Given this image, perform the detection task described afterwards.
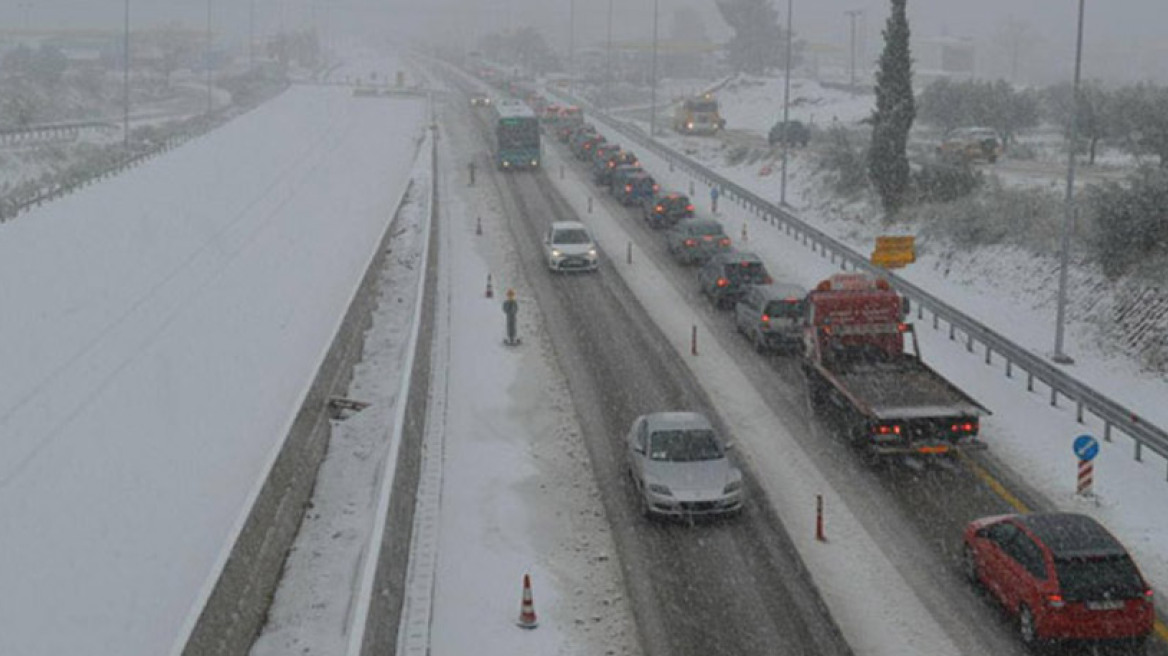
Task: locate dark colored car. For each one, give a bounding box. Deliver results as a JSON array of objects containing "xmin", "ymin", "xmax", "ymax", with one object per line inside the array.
[
  {"xmin": 573, "ymin": 133, "xmax": 607, "ymax": 161},
  {"xmin": 963, "ymin": 512, "xmax": 1154, "ymax": 651},
  {"xmin": 642, "ymin": 192, "xmax": 694, "ymax": 228},
  {"xmin": 608, "ymin": 163, "xmax": 645, "ymax": 193},
  {"xmin": 734, "ymin": 283, "xmax": 807, "ymax": 353},
  {"xmin": 591, "ymin": 142, "xmax": 622, "ymax": 168},
  {"xmin": 559, "ymin": 121, "xmax": 591, "ymax": 144},
  {"xmin": 697, "ymin": 251, "xmax": 772, "ymax": 309},
  {"xmin": 613, "ymin": 172, "xmax": 659, "ymax": 206},
  {"xmin": 593, "ymin": 150, "xmax": 639, "ymax": 186},
  {"xmin": 665, "ymin": 218, "xmax": 732, "ymax": 265},
  {"xmin": 768, "ymin": 120, "xmax": 810, "ymax": 147}
]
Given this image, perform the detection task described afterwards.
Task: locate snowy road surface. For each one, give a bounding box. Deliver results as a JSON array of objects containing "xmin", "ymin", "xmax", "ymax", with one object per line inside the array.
[{"xmin": 0, "ymin": 84, "xmax": 425, "ymax": 655}]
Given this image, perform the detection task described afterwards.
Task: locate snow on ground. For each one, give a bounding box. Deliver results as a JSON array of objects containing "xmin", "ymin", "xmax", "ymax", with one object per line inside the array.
[
  {"xmin": 0, "ymin": 82, "xmax": 425, "ymax": 654},
  {"xmin": 715, "ymin": 74, "xmax": 875, "ymax": 135},
  {"xmin": 415, "ymin": 79, "xmax": 639, "ymax": 656},
  {"xmin": 250, "ymin": 140, "xmax": 432, "ymax": 656},
  {"xmin": 254, "ymin": 57, "xmax": 640, "ymax": 656},
  {"xmin": 583, "ymin": 99, "xmax": 1168, "ymax": 620}
]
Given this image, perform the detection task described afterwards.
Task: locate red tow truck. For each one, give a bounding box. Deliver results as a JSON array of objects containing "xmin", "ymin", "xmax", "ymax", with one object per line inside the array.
[{"xmin": 801, "ymin": 273, "xmax": 988, "ymax": 458}]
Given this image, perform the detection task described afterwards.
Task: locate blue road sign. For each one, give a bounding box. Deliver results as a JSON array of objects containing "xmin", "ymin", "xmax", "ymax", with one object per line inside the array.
[{"xmin": 1073, "ymin": 434, "xmax": 1099, "ymax": 462}]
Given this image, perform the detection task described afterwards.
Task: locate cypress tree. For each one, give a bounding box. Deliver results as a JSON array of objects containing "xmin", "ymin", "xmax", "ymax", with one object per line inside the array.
[{"xmin": 869, "ymin": 0, "xmax": 915, "ymax": 214}]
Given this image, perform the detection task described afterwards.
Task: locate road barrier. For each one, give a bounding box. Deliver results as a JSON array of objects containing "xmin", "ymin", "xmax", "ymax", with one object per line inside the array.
[{"xmin": 557, "ymin": 91, "xmax": 1168, "ymax": 478}]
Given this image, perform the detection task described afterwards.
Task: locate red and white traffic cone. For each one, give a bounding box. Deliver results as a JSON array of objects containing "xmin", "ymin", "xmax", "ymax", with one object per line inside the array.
[
  {"xmin": 485, "ymin": 274, "xmax": 494, "ymax": 299},
  {"xmin": 516, "ymin": 573, "xmax": 539, "ymax": 629}
]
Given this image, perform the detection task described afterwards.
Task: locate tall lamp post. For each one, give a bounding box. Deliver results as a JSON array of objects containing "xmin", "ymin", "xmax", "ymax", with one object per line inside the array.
[
  {"xmin": 649, "ymin": 0, "xmax": 659, "ymax": 138},
  {"xmin": 779, "ymin": 0, "xmax": 794, "ymax": 205},
  {"xmin": 1053, "ymin": 0, "xmax": 1086, "ymax": 365},
  {"xmin": 568, "ymin": 0, "xmax": 575, "ymax": 96},
  {"xmin": 123, "ymin": 0, "xmax": 130, "ymax": 148},
  {"xmin": 845, "ymin": 9, "xmax": 862, "ymax": 93},
  {"xmin": 604, "ymin": 0, "xmax": 613, "ymax": 110},
  {"xmin": 205, "ymin": 0, "xmax": 213, "ymax": 114}
]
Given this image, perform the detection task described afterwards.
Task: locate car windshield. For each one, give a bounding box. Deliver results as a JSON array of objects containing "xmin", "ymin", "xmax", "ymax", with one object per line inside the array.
[
  {"xmin": 553, "ymin": 229, "xmax": 591, "ymax": 245},
  {"xmin": 727, "ymin": 262, "xmax": 767, "ymax": 284},
  {"xmin": 1054, "ymin": 555, "xmax": 1145, "ymax": 601},
  {"xmin": 765, "ymin": 299, "xmax": 805, "ymax": 318},
  {"xmin": 649, "ymin": 429, "xmax": 723, "ymax": 462}
]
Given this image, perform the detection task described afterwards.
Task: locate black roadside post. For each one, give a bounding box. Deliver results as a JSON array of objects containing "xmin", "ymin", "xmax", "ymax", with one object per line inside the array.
[
  {"xmin": 503, "ymin": 288, "xmax": 520, "ymax": 346},
  {"xmin": 468, "ymin": 160, "xmax": 476, "ymax": 186}
]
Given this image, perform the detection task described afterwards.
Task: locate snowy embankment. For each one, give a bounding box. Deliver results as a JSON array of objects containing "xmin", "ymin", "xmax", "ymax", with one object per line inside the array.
[{"xmin": 0, "ymin": 85, "xmax": 426, "ymax": 655}]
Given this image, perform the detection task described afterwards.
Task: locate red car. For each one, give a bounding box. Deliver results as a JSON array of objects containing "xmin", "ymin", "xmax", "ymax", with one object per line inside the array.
[{"xmin": 963, "ymin": 513, "xmax": 1154, "ymax": 652}]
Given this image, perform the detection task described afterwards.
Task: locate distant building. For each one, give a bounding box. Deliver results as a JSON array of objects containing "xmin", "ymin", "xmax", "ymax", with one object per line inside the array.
[{"xmin": 914, "ymin": 36, "xmax": 976, "ymax": 85}]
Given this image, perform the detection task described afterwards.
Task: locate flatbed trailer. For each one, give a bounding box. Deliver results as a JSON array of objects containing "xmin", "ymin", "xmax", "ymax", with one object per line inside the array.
[{"xmin": 802, "ymin": 274, "xmax": 989, "ymax": 457}]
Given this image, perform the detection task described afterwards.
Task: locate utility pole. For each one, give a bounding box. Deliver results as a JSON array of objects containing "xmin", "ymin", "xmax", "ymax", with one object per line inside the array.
[
  {"xmin": 123, "ymin": 0, "xmax": 130, "ymax": 148},
  {"xmin": 780, "ymin": 0, "xmax": 794, "ymax": 205},
  {"xmin": 605, "ymin": 0, "xmax": 614, "ymax": 110},
  {"xmin": 649, "ymin": 0, "xmax": 659, "ymax": 138},
  {"xmin": 1053, "ymin": 0, "xmax": 1086, "ymax": 365},
  {"xmin": 845, "ymin": 9, "xmax": 862, "ymax": 93},
  {"xmin": 568, "ymin": 0, "xmax": 575, "ymax": 96},
  {"xmin": 249, "ymin": 0, "xmax": 255, "ymax": 69},
  {"xmin": 205, "ymin": 0, "xmax": 213, "ymax": 114}
]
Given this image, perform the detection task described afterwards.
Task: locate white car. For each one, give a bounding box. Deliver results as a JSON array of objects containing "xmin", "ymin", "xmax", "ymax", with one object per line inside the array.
[
  {"xmin": 543, "ymin": 221, "xmax": 599, "ymax": 272},
  {"xmin": 626, "ymin": 412, "xmax": 743, "ymax": 519}
]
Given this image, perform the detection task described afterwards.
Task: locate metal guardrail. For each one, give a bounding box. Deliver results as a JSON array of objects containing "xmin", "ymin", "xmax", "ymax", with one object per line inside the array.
[{"xmin": 558, "ymin": 91, "xmax": 1168, "ymax": 476}]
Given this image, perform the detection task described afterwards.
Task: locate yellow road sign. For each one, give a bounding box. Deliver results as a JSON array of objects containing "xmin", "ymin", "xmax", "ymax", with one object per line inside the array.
[{"xmin": 871, "ymin": 235, "xmax": 916, "ymax": 269}]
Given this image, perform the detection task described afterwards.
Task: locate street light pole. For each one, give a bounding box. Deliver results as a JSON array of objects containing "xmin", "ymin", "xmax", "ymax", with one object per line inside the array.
[
  {"xmin": 845, "ymin": 9, "xmax": 861, "ymax": 93},
  {"xmin": 649, "ymin": 0, "xmax": 659, "ymax": 138},
  {"xmin": 1053, "ymin": 0, "xmax": 1086, "ymax": 365},
  {"xmin": 123, "ymin": 0, "xmax": 130, "ymax": 148},
  {"xmin": 248, "ymin": 0, "xmax": 255, "ymax": 69},
  {"xmin": 205, "ymin": 0, "xmax": 213, "ymax": 114},
  {"xmin": 605, "ymin": 0, "xmax": 613, "ymax": 110},
  {"xmin": 568, "ymin": 0, "xmax": 575, "ymax": 96},
  {"xmin": 779, "ymin": 0, "xmax": 794, "ymax": 205}
]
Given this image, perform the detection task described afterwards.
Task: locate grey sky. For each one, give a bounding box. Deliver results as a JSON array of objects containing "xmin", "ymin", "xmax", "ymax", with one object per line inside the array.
[{"xmin": 3, "ymin": 1, "xmax": 1164, "ymax": 82}]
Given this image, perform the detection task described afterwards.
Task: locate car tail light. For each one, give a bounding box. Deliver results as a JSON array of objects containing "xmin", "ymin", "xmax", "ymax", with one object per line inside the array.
[
  {"xmin": 875, "ymin": 424, "xmax": 902, "ymax": 435},
  {"xmin": 719, "ymin": 237, "xmax": 731, "ymax": 246},
  {"xmin": 609, "ymin": 161, "xmax": 615, "ymax": 168},
  {"xmin": 761, "ymin": 314, "xmax": 770, "ymax": 323},
  {"xmin": 625, "ymin": 184, "xmax": 633, "ymax": 192},
  {"xmin": 897, "ymin": 322, "xmax": 909, "ymax": 332},
  {"xmin": 686, "ymin": 204, "xmax": 695, "ymax": 211},
  {"xmin": 653, "ymin": 184, "xmax": 660, "ymax": 191},
  {"xmin": 1145, "ymin": 588, "xmax": 1154, "ymax": 602},
  {"xmin": 684, "ymin": 238, "xmax": 697, "ymax": 247},
  {"xmin": 655, "ymin": 205, "xmax": 664, "ymax": 212},
  {"xmin": 950, "ymin": 422, "xmax": 977, "ymax": 433},
  {"xmin": 1046, "ymin": 594, "xmax": 1066, "ymax": 609},
  {"xmin": 716, "ymin": 277, "xmax": 729, "ymax": 288}
]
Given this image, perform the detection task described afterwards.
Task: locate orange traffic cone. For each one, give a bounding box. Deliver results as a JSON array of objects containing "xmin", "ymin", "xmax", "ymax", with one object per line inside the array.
[
  {"xmin": 486, "ymin": 274, "xmax": 494, "ymax": 298},
  {"xmin": 516, "ymin": 573, "xmax": 539, "ymax": 629}
]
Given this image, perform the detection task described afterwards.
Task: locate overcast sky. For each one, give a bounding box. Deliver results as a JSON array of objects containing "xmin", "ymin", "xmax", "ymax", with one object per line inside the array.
[{"xmin": 3, "ymin": 1, "xmax": 1164, "ymax": 82}]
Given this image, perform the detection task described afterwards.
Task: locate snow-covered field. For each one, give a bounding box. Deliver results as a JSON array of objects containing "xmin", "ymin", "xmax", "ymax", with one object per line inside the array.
[{"xmin": 0, "ymin": 81, "xmax": 425, "ymax": 654}]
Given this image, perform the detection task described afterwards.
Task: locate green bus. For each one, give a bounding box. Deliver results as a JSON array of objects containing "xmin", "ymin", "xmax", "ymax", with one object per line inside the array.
[{"xmin": 492, "ymin": 100, "xmax": 541, "ymax": 170}]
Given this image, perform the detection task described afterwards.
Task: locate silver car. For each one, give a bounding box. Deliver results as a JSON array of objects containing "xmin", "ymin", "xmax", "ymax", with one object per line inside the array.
[
  {"xmin": 544, "ymin": 221, "xmax": 599, "ymax": 272},
  {"xmin": 626, "ymin": 412, "xmax": 744, "ymax": 519}
]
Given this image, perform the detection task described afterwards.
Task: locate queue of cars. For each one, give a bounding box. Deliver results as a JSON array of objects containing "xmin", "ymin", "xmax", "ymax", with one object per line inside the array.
[{"xmin": 537, "ymin": 101, "xmax": 1156, "ymax": 655}]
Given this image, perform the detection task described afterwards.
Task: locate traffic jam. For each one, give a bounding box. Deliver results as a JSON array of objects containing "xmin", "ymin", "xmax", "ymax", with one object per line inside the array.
[{"xmin": 469, "ymin": 70, "xmax": 1158, "ymax": 654}]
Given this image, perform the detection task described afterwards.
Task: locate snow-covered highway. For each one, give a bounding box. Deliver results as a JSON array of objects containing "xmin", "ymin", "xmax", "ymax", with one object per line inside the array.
[{"xmin": 0, "ymin": 83, "xmax": 426, "ymax": 655}]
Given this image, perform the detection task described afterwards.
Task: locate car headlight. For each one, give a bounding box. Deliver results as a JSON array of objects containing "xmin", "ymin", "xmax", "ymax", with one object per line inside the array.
[
  {"xmin": 588, "ymin": 248, "xmax": 598, "ymax": 257},
  {"xmin": 723, "ymin": 480, "xmax": 742, "ymax": 494},
  {"xmin": 550, "ymin": 248, "xmax": 562, "ymax": 257},
  {"xmin": 647, "ymin": 483, "xmax": 672, "ymax": 496}
]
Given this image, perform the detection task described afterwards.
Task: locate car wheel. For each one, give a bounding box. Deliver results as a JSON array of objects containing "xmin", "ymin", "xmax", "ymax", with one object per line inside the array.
[
  {"xmin": 962, "ymin": 544, "xmax": 980, "ymax": 586},
  {"xmin": 1018, "ymin": 604, "xmax": 1037, "ymax": 649}
]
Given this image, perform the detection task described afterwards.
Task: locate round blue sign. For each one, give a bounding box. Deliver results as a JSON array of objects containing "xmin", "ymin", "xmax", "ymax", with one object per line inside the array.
[{"xmin": 1073, "ymin": 434, "xmax": 1099, "ymax": 462}]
